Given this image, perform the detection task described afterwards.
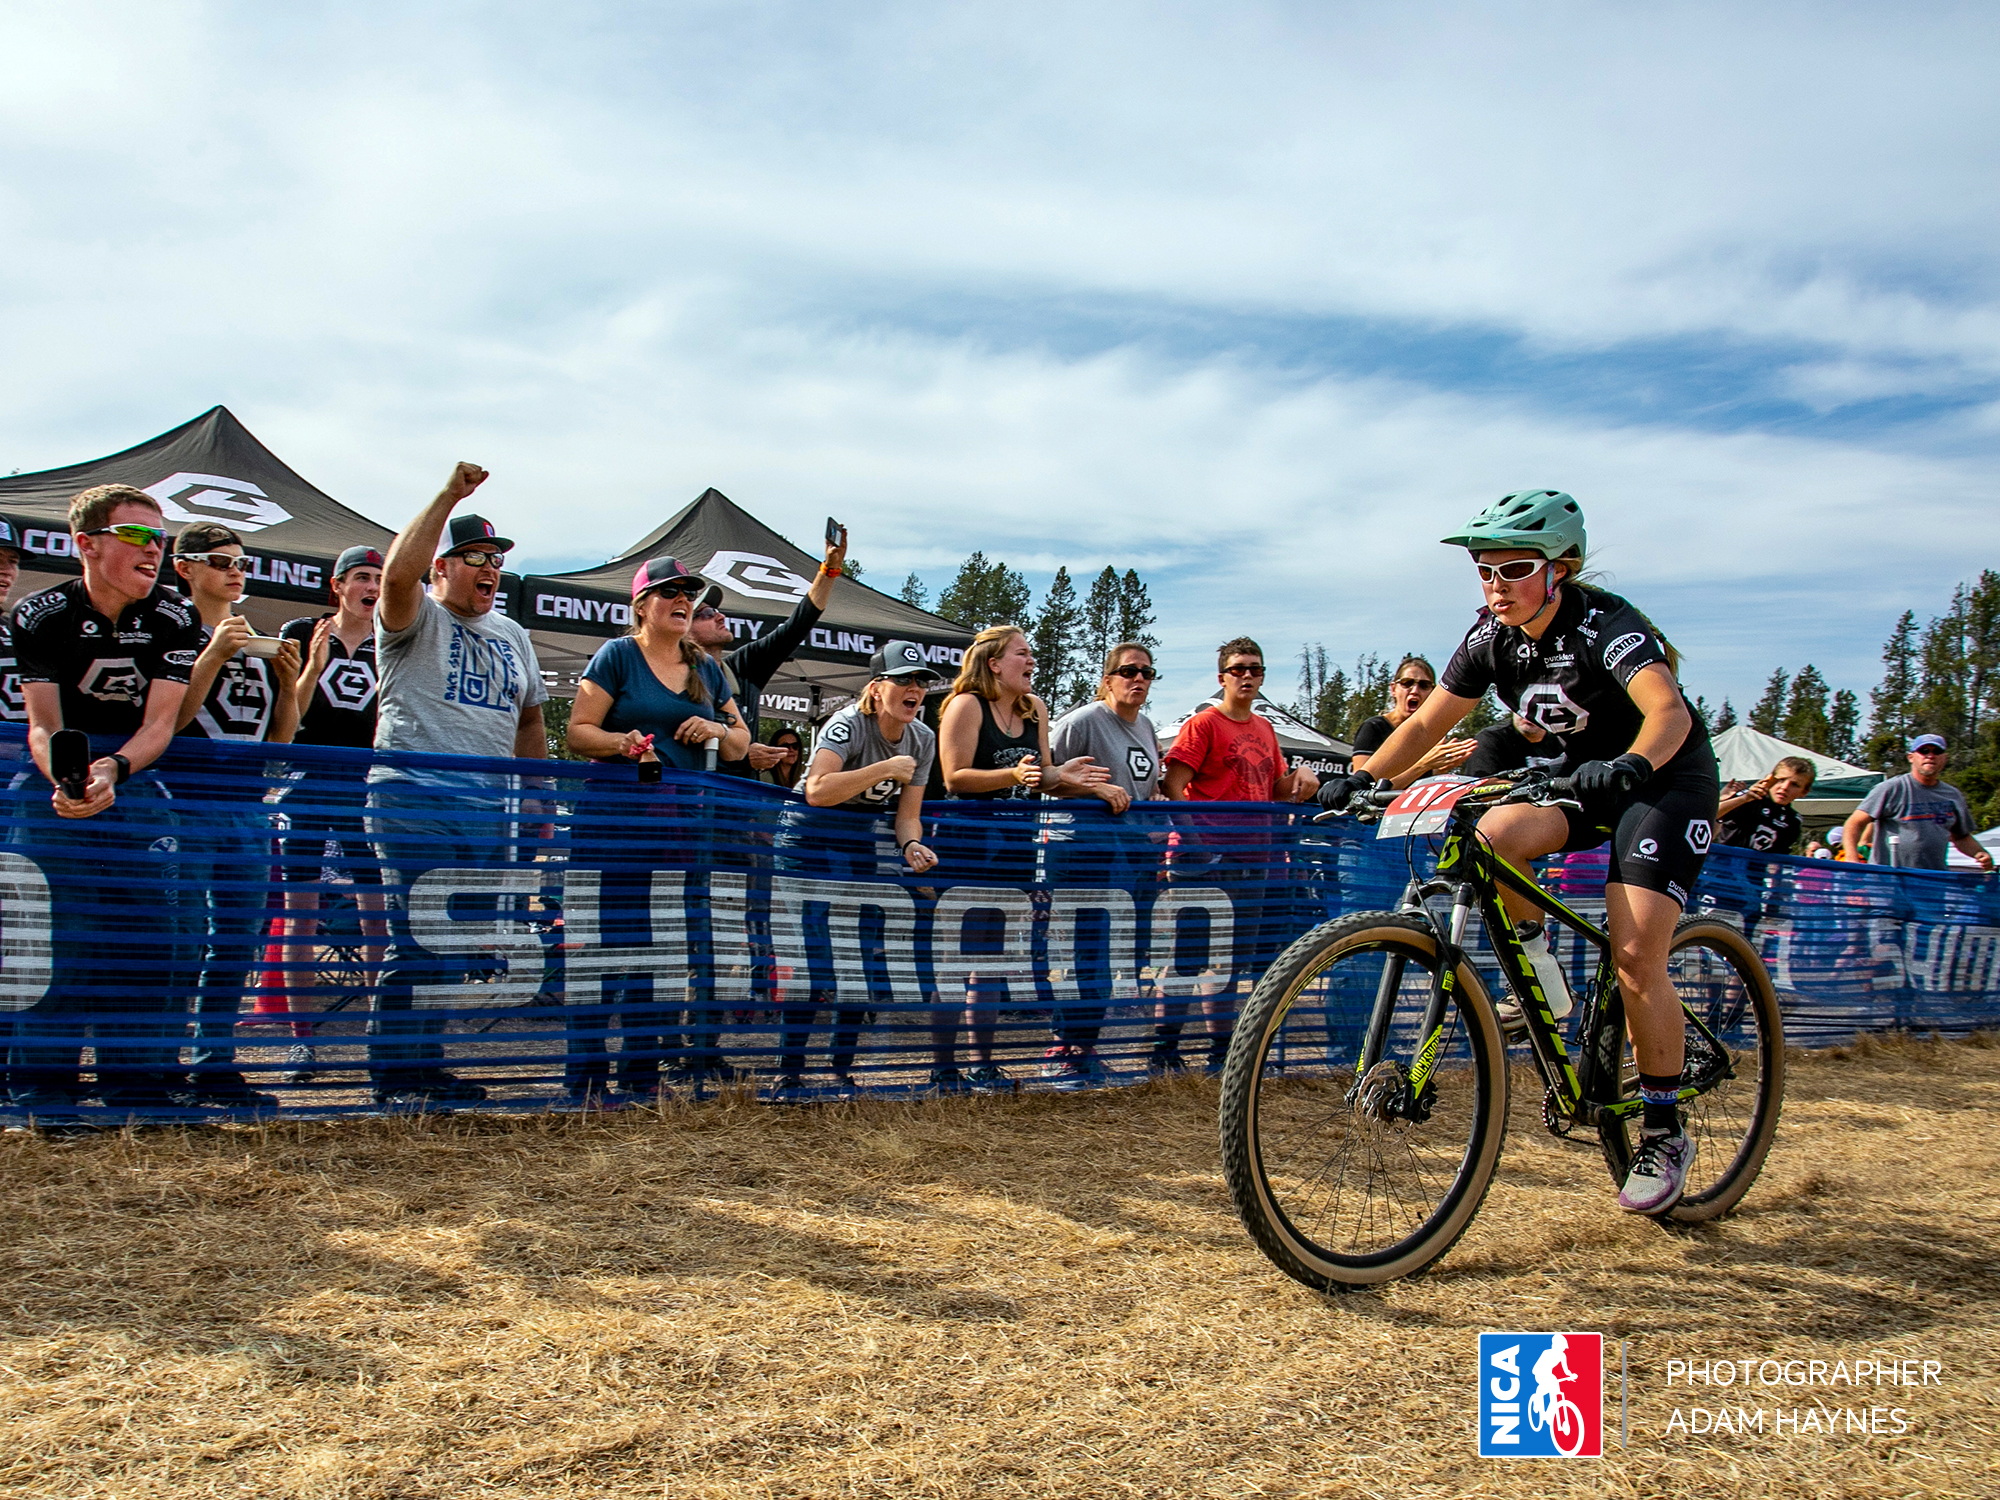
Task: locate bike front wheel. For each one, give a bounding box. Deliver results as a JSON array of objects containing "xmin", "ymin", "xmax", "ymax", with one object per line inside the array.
[
  {"xmin": 1599, "ymin": 915, "xmax": 1785, "ymax": 1223},
  {"xmin": 1217, "ymin": 911, "xmax": 1510, "ymax": 1289}
]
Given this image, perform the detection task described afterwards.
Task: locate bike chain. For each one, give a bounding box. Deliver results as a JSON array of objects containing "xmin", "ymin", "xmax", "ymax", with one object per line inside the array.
[{"xmin": 1542, "ymin": 1084, "xmax": 1576, "ymax": 1138}]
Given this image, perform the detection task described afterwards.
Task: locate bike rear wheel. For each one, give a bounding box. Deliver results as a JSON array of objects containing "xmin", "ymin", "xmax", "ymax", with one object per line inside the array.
[
  {"xmin": 1599, "ymin": 916, "xmax": 1784, "ymax": 1223},
  {"xmin": 1218, "ymin": 911, "xmax": 1510, "ymax": 1289}
]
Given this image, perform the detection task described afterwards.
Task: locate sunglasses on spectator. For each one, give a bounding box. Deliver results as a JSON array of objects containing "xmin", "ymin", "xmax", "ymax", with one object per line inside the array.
[
  {"xmin": 1394, "ymin": 677, "xmax": 1434, "ymax": 690},
  {"xmin": 1911, "ymin": 747, "xmax": 1948, "ymax": 756},
  {"xmin": 1474, "ymin": 557, "xmax": 1548, "ymax": 584},
  {"xmin": 183, "ymin": 552, "xmax": 254, "ymax": 572},
  {"xmin": 693, "ymin": 604, "xmax": 725, "ymax": 621},
  {"xmin": 644, "ymin": 581, "xmax": 706, "ymax": 600},
  {"xmin": 1109, "ymin": 664, "xmax": 1160, "ymax": 680},
  {"xmin": 84, "ymin": 523, "xmax": 168, "ymax": 548},
  {"xmin": 446, "ymin": 548, "xmax": 508, "ymax": 569},
  {"xmin": 1222, "ymin": 663, "xmax": 1266, "ymax": 678}
]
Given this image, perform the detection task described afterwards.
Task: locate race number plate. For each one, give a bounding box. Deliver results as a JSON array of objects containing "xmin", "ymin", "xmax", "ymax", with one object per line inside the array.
[{"xmin": 1376, "ymin": 775, "xmax": 1478, "ymax": 839}]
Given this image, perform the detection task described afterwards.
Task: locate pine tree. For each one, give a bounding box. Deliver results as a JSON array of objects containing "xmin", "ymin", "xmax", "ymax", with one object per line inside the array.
[
  {"xmin": 1865, "ymin": 611, "xmax": 1919, "ymax": 768},
  {"xmin": 1316, "ymin": 668, "xmax": 1351, "ymax": 742},
  {"xmin": 937, "ymin": 552, "xmax": 1031, "ymax": 631},
  {"xmin": 1713, "ymin": 699, "xmax": 1738, "ymax": 732},
  {"xmin": 1690, "ymin": 696, "xmax": 1713, "ymax": 733},
  {"xmin": 1116, "ymin": 569, "xmax": 1159, "ymax": 650},
  {"xmin": 1828, "ymin": 690, "xmax": 1860, "ymax": 762},
  {"xmin": 1344, "ymin": 654, "xmax": 1392, "ymax": 741},
  {"xmin": 1915, "ymin": 592, "xmax": 1970, "ymax": 743},
  {"xmin": 841, "ymin": 558, "xmax": 864, "ymax": 581},
  {"xmin": 1078, "ymin": 567, "xmax": 1121, "ymax": 674},
  {"xmin": 1781, "ymin": 665, "xmax": 1831, "ymax": 752},
  {"xmin": 1749, "ymin": 669, "xmax": 1788, "ymax": 735},
  {"xmin": 1029, "ymin": 567, "xmax": 1082, "ymax": 709},
  {"xmin": 899, "ymin": 572, "xmax": 927, "ymax": 609}
]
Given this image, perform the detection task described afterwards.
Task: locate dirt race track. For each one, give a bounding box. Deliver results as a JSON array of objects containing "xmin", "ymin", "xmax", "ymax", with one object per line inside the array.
[{"xmin": 3, "ymin": 1033, "xmax": 1996, "ymax": 1499}]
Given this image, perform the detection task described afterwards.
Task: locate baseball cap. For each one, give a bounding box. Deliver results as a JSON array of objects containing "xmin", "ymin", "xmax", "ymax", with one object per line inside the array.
[
  {"xmin": 1910, "ymin": 733, "xmax": 1948, "ymax": 752},
  {"xmin": 631, "ymin": 555, "xmax": 709, "ymax": 601},
  {"xmin": 871, "ymin": 639, "xmax": 937, "ymax": 680},
  {"xmin": 0, "ymin": 518, "xmax": 19, "ymax": 554},
  {"xmin": 334, "ymin": 545, "xmax": 384, "ymax": 577},
  {"xmin": 1826, "ymin": 827, "xmax": 1844, "ymax": 846},
  {"xmin": 439, "ymin": 514, "xmax": 513, "ymax": 557}
]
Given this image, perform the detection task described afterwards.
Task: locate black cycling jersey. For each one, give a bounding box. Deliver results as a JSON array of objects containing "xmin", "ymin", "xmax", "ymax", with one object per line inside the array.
[
  {"xmin": 178, "ymin": 622, "xmax": 284, "ymax": 743},
  {"xmin": 1350, "ymin": 714, "xmax": 1395, "ymax": 758},
  {"xmin": 1439, "ymin": 583, "xmax": 1709, "ymax": 772},
  {"xmin": 280, "ymin": 614, "xmax": 380, "ymax": 747},
  {"xmin": 0, "ymin": 616, "xmax": 25, "ymax": 723},
  {"xmin": 1718, "ymin": 797, "xmax": 1802, "ymax": 856},
  {"xmin": 10, "ymin": 579, "xmax": 200, "ymax": 736}
]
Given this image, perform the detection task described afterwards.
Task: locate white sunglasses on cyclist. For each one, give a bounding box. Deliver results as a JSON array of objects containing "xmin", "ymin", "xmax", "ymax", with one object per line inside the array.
[
  {"xmin": 182, "ymin": 552, "xmax": 254, "ymax": 572},
  {"xmin": 1473, "ymin": 557, "xmax": 1550, "ymax": 584}
]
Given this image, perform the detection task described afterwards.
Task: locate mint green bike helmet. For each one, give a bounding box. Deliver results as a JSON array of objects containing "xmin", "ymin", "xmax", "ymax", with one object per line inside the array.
[{"xmin": 1440, "ymin": 489, "xmax": 1586, "ymax": 558}]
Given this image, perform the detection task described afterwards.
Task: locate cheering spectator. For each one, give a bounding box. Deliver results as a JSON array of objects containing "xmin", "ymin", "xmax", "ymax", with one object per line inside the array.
[
  {"xmin": 268, "ymin": 544, "xmax": 389, "ymax": 1085},
  {"xmin": 1156, "ymin": 637, "xmax": 1318, "ymax": 1075},
  {"xmin": 367, "ymin": 463, "xmax": 549, "ymax": 1109},
  {"xmin": 773, "ymin": 639, "xmax": 942, "ymax": 1099},
  {"xmin": 563, "ymin": 555, "xmax": 750, "ymax": 1098},
  {"xmin": 935, "ymin": 625, "xmax": 1106, "ymax": 1091},
  {"xmin": 1717, "ymin": 756, "xmax": 1815, "ymax": 856},
  {"xmin": 0, "ymin": 519, "xmax": 24, "ymax": 728},
  {"xmin": 169, "ymin": 524, "xmax": 302, "ymax": 1110},
  {"xmin": 691, "ymin": 526, "xmax": 851, "ymax": 778},
  {"xmin": 1843, "ymin": 734, "xmax": 1994, "ymax": 873},
  {"xmin": 1042, "ymin": 641, "xmax": 1165, "ymax": 1086},
  {"xmin": 1349, "ymin": 655, "xmax": 1476, "ymax": 788},
  {"xmin": 10, "ymin": 486, "xmax": 198, "ymax": 1123}
]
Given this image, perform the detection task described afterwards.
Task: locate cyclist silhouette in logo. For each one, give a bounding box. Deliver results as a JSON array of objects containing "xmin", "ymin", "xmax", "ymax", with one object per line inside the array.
[{"xmin": 1528, "ymin": 1334, "xmax": 1585, "ymax": 1455}]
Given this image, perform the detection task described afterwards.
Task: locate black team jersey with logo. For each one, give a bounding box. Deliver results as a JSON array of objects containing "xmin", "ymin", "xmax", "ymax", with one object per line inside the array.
[
  {"xmin": 1718, "ymin": 797, "xmax": 1803, "ymax": 856},
  {"xmin": 10, "ymin": 579, "xmax": 200, "ymax": 736},
  {"xmin": 1440, "ymin": 584, "xmax": 1711, "ymax": 773},
  {"xmin": 281, "ymin": 615, "xmax": 380, "ymax": 747},
  {"xmin": 0, "ymin": 616, "xmax": 24, "ymax": 722},
  {"xmin": 177, "ymin": 623, "xmax": 283, "ymax": 743}
]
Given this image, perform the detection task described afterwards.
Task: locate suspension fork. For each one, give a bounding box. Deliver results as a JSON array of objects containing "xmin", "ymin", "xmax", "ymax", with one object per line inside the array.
[{"xmin": 1403, "ymin": 885, "xmax": 1476, "ymax": 1097}]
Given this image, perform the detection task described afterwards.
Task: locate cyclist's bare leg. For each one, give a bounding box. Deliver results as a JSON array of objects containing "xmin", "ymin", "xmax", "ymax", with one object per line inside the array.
[
  {"xmin": 1602, "ymin": 881, "xmax": 1686, "ymax": 1077},
  {"xmin": 1473, "ymin": 803, "xmax": 1569, "ymax": 929}
]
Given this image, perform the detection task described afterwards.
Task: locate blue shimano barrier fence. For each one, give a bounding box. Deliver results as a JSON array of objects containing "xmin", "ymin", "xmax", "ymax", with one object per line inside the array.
[{"xmin": 0, "ymin": 725, "xmax": 1995, "ymax": 1121}]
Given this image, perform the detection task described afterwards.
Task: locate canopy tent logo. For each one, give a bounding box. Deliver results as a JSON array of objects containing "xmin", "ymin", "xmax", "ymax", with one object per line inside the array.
[
  {"xmin": 703, "ymin": 549, "xmax": 812, "ymax": 603},
  {"xmin": 142, "ymin": 472, "xmax": 293, "ymax": 533}
]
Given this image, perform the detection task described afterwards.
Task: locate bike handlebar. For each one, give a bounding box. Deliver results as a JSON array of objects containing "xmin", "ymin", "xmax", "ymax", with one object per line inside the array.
[{"xmin": 1310, "ymin": 770, "xmax": 1582, "ymax": 825}]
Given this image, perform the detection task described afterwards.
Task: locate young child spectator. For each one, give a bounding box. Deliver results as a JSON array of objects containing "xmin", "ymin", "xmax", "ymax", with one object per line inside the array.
[
  {"xmin": 170, "ymin": 523, "xmax": 303, "ymax": 1109},
  {"xmin": 270, "ymin": 545, "xmax": 389, "ymax": 1084},
  {"xmin": 10, "ymin": 486, "xmax": 199, "ymax": 1123},
  {"xmin": 1717, "ymin": 756, "xmax": 1815, "ymax": 855},
  {"xmin": 1157, "ymin": 637, "xmax": 1319, "ymax": 1074},
  {"xmin": 367, "ymin": 463, "xmax": 549, "ymax": 1109}
]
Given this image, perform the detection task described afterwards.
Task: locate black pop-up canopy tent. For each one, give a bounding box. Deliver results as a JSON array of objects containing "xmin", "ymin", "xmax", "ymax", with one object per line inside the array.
[
  {"xmin": 0, "ymin": 407, "xmax": 506, "ymax": 636},
  {"xmin": 523, "ymin": 488, "xmax": 975, "ymax": 721}
]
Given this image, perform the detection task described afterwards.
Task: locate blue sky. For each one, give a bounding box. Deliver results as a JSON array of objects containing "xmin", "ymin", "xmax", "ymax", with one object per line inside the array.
[{"xmin": 3, "ymin": 2, "xmax": 1996, "ymax": 722}]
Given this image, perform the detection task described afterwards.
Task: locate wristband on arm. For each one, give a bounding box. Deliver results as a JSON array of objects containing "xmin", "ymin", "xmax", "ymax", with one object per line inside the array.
[{"xmin": 109, "ymin": 753, "xmax": 132, "ymax": 785}]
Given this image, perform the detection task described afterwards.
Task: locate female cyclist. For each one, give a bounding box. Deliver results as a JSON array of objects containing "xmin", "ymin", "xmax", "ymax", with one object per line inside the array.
[
  {"xmin": 1348, "ymin": 655, "xmax": 1477, "ymax": 789},
  {"xmin": 1320, "ymin": 490, "xmax": 1718, "ymax": 1215}
]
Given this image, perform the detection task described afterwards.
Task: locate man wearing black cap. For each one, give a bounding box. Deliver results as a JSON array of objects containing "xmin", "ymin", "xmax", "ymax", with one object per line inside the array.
[
  {"xmin": 0, "ymin": 519, "xmax": 25, "ymax": 727},
  {"xmin": 366, "ymin": 463, "xmax": 549, "ymax": 1107},
  {"xmin": 689, "ymin": 525, "xmax": 851, "ymax": 778},
  {"xmin": 1843, "ymin": 733, "xmax": 1993, "ymax": 873}
]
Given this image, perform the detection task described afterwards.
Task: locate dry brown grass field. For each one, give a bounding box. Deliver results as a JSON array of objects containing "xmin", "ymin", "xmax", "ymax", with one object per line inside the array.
[{"xmin": 3, "ymin": 1033, "xmax": 1995, "ymax": 1499}]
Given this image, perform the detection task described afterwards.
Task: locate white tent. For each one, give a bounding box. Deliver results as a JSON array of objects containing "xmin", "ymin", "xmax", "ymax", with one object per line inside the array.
[
  {"xmin": 1709, "ymin": 724, "xmax": 1882, "ymax": 818},
  {"xmin": 1155, "ymin": 692, "xmax": 1353, "ymax": 778}
]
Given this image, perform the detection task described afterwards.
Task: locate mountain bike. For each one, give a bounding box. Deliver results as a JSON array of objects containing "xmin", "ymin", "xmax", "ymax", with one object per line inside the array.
[{"xmin": 1217, "ymin": 771, "xmax": 1783, "ymax": 1289}]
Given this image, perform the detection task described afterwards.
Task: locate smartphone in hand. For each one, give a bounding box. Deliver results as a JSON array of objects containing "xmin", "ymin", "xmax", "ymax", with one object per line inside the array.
[
  {"xmin": 51, "ymin": 728, "xmax": 91, "ymax": 799},
  {"xmin": 826, "ymin": 516, "xmax": 844, "ymax": 548}
]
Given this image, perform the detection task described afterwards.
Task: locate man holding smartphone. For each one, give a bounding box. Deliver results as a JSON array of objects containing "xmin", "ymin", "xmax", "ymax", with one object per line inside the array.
[
  {"xmin": 8, "ymin": 484, "xmax": 201, "ymax": 1123},
  {"xmin": 690, "ymin": 520, "xmax": 852, "ymax": 781}
]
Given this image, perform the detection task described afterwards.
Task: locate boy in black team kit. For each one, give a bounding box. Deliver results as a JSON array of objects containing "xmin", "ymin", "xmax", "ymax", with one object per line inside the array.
[
  {"xmin": 0, "ymin": 519, "xmax": 26, "ymax": 729},
  {"xmin": 170, "ymin": 523, "xmax": 302, "ymax": 1110},
  {"xmin": 9, "ymin": 485, "xmax": 200, "ymax": 1125},
  {"xmin": 1717, "ymin": 757, "xmax": 1813, "ymax": 856}
]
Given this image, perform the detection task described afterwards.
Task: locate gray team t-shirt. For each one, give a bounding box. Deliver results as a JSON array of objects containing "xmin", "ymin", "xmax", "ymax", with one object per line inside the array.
[
  {"xmin": 1858, "ymin": 772, "xmax": 1974, "ymax": 870},
  {"xmin": 811, "ymin": 705, "xmax": 936, "ymax": 809},
  {"xmin": 1050, "ymin": 700, "xmax": 1161, "ymax": 799},
  {"xmin": 370, "ymin": 593, "xmax": 548, "ymax": 791}
]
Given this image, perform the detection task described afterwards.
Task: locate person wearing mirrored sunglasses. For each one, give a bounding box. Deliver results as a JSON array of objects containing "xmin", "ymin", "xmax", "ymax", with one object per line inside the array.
[
  {"xmin": 690, "ymin": 522, "xmax": 852, "ymax": 780},
  {"xmin": 1349, "ymin": 654, "xmax": 1477, "ymax": 789},
  {"xmin": 7, "ymin": 485, "xmax": 204, "ymax": 1123}
]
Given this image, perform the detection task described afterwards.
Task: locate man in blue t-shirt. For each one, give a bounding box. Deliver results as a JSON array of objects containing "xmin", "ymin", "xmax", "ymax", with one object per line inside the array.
[{"xmin": 1844, "ymin": 734, "xmax": 1994, "ymax": 873}]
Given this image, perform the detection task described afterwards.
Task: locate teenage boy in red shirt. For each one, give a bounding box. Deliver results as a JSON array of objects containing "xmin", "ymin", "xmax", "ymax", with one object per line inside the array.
[{"xmin": 1155, "ymin": 637, "xmax": 1318, "ymax": 1072}]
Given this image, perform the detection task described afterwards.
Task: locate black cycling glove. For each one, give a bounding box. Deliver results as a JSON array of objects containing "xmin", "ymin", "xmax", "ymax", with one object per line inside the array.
[
  {"xmin": 1570, "ymin": 752, "xmax": 1652, "ymax": 803},
  {"xmin": 1315, "ymin": 769, "xmax": 1376, "ymax": 810}
]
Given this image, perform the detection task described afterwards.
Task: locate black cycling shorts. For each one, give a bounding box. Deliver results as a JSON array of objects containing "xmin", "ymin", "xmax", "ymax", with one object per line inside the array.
[{"xmin": 1558, "ymin": 758, "xmax": 1719, "ymax": 908}]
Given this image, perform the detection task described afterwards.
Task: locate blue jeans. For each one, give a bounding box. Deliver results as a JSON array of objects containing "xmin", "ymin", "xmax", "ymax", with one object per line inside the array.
[{"xmin": 8, "ymin": 776, "xmax": 183, "ymax": 1105}]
